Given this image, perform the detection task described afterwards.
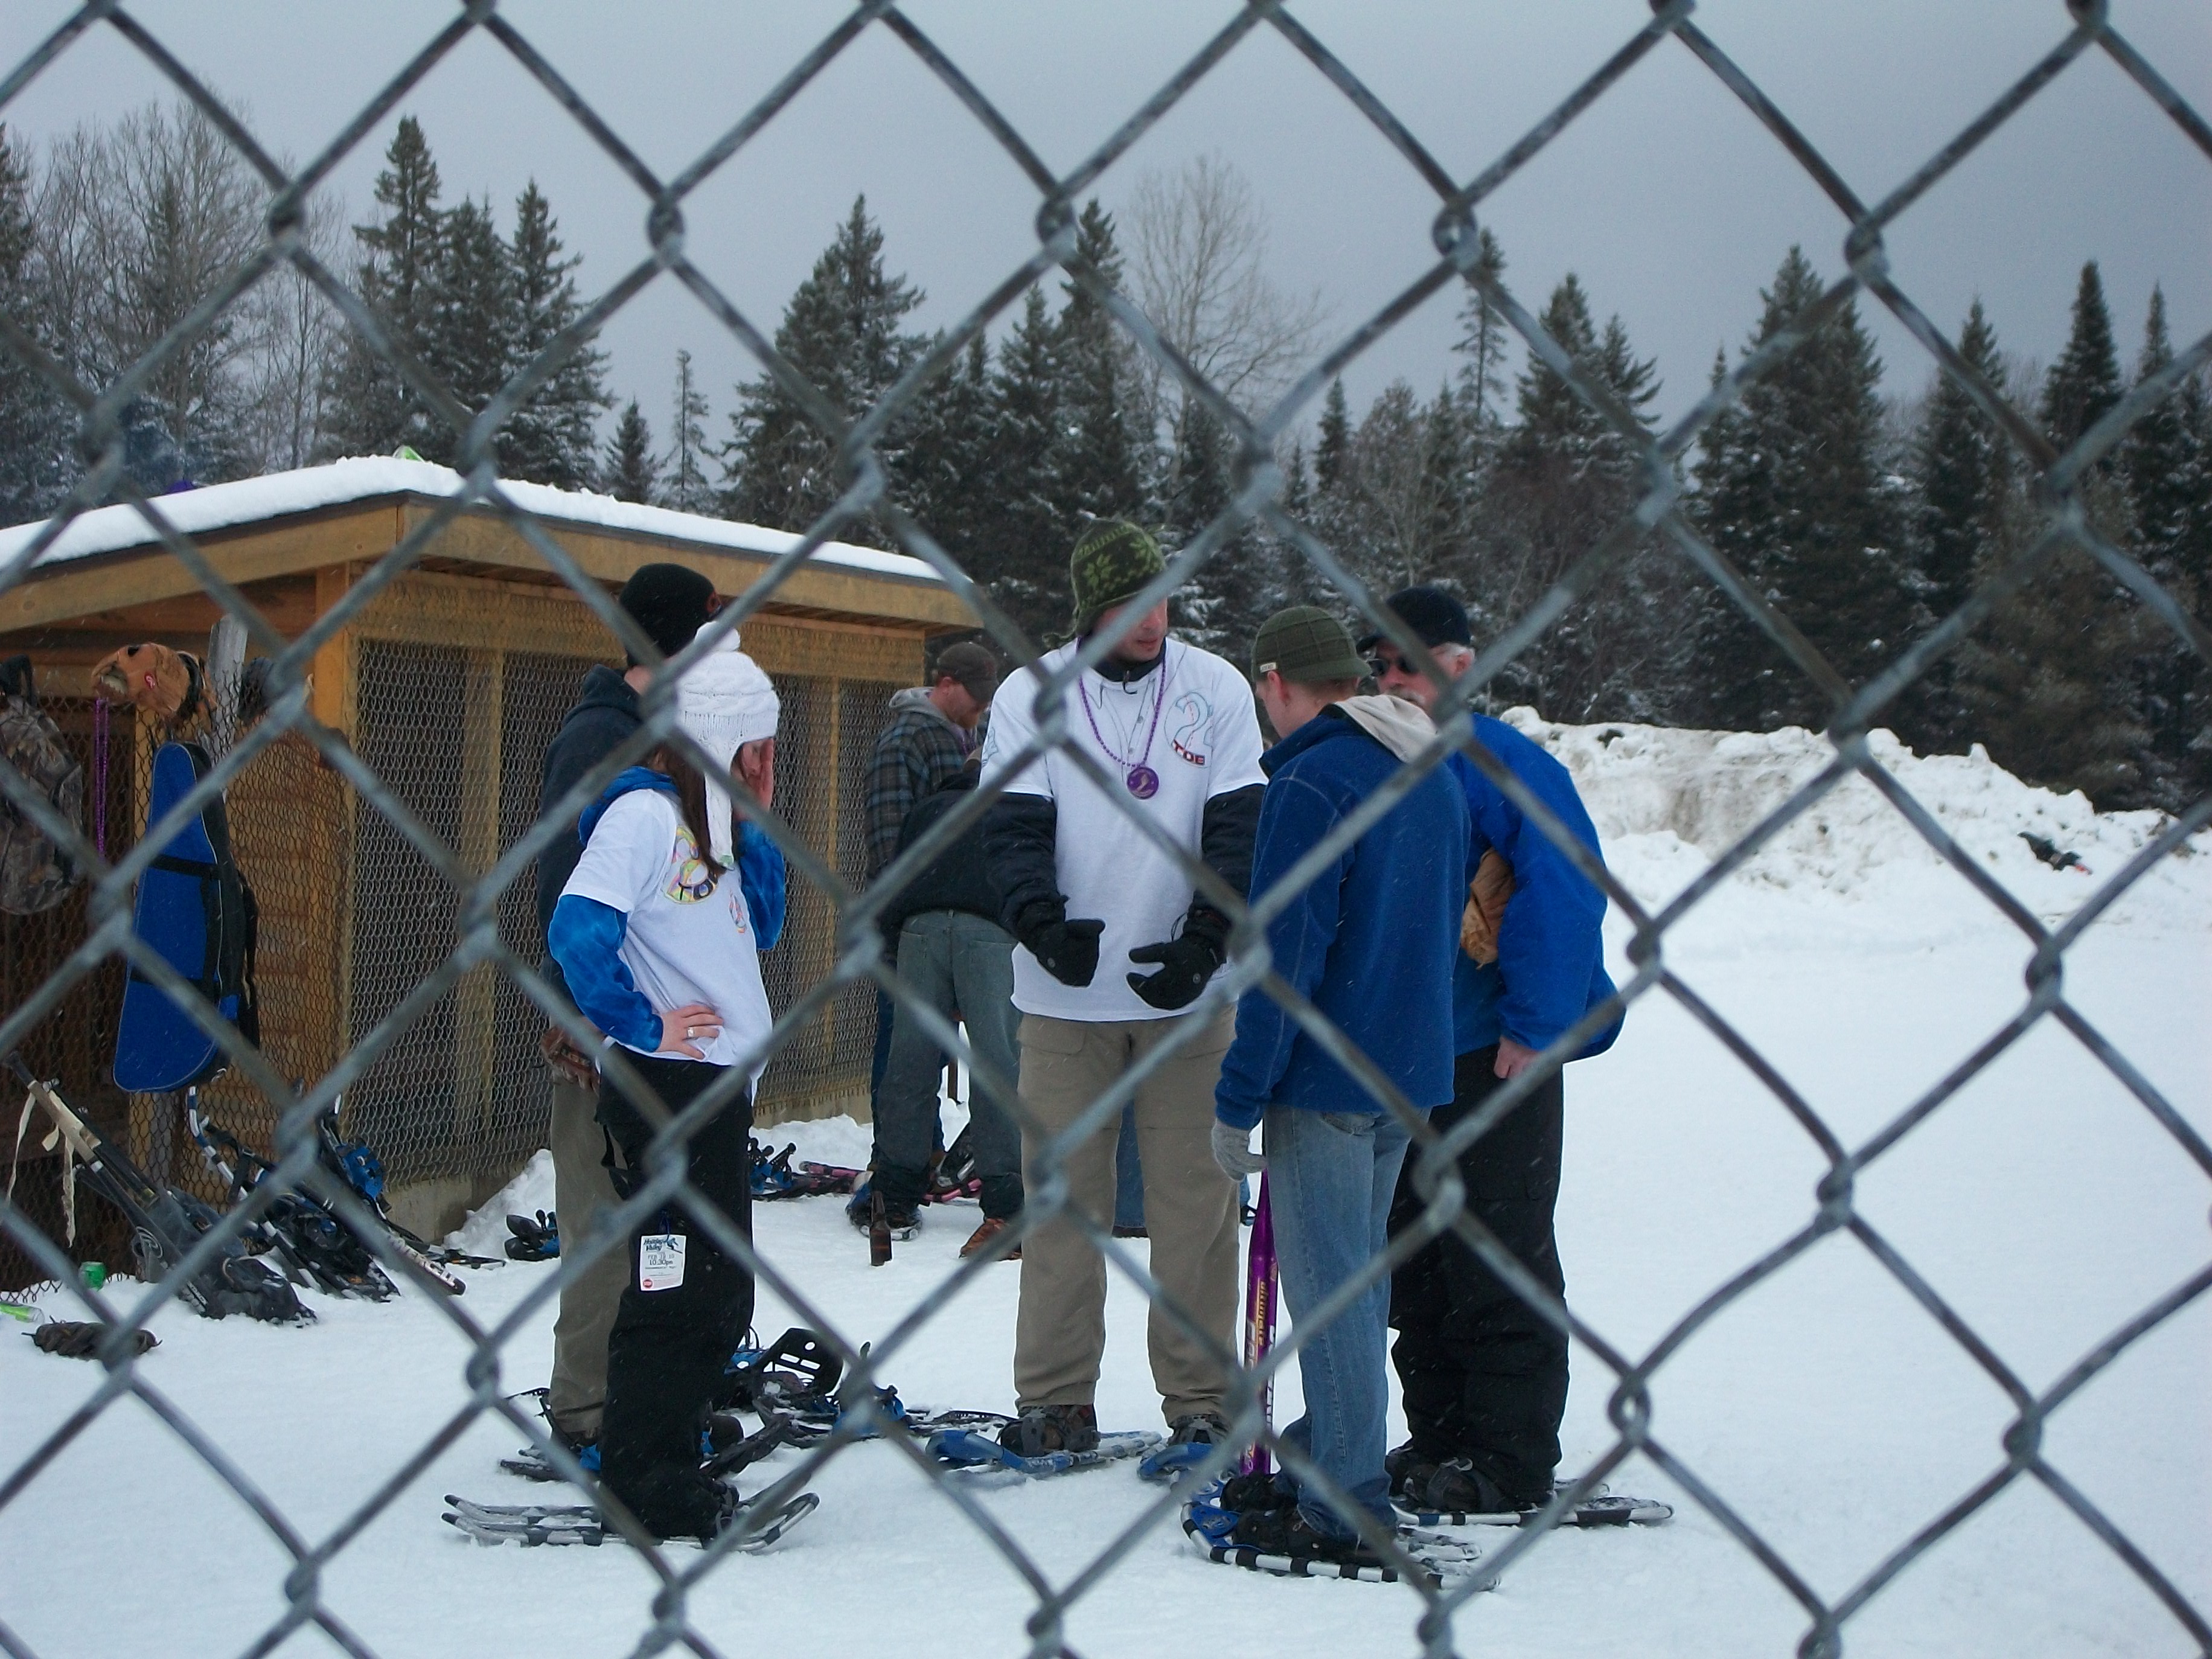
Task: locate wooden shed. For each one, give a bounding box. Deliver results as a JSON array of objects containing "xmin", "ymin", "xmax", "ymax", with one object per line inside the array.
[{"xmin": 0, "ymin": 458, "xmax": 973, "ymax": 1242}]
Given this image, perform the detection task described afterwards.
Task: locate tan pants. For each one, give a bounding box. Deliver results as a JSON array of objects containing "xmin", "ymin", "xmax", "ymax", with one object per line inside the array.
[
  {"xmin": 548, "ymin": 1076, "xmax": 627, "ymax": 1439},
  {"xmin": 1013, "ymin": 1008, "xmax": 1240, "ymax": 1422}
]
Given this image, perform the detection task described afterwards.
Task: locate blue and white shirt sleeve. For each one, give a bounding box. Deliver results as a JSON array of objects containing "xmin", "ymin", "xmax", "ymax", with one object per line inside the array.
[{"xmin": 550, "ymin": 793, "xmax": 665, "ymax": 1053}]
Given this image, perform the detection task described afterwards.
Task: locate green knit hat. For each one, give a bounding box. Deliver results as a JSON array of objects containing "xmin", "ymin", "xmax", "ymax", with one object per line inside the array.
[
  {"xmin": 1069, "ymin": 520, "xmax": 1166, "ymax": 633},
  {"xmin": 1251, "ymin": 606, "xmax": 1368, "ymax": 685}
]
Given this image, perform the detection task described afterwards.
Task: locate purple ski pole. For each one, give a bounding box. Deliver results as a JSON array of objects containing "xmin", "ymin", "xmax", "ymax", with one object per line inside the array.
[{"xmin": 1239, "ymin": 1174, "xmax": 1278, "ymax": 1477}]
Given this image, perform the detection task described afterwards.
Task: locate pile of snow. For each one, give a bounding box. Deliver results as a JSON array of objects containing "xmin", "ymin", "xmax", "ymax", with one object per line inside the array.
[
  {"xmin": 1500, "ymin": 709, "xmax": 2209, "ymax": 939},
  {"xmin": 0, "ymin": 456, "xmax": 944, "ymax": 585}
]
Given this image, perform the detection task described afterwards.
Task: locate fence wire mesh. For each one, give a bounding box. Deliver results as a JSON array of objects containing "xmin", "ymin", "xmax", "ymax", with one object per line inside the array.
[{"xmin": 0, "ymin": 4, "xmax": 2207, "ymax": 1657}]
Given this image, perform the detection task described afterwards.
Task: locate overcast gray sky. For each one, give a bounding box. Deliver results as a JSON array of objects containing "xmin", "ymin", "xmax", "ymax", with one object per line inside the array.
[{"xmin": 4, "ymin": 2, "xmax": 2206, "ymax": 449}]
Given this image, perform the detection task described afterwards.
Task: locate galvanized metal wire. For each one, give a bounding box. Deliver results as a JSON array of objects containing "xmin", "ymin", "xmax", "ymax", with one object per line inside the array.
[{"xmin": 1, "ymin": 4, "xmax": 2208, "ymax": 1657}]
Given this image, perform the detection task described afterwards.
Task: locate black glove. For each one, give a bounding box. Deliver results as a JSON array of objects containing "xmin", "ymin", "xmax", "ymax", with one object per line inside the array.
[
  {"xmin": 1016, "ymin": 901, "xmax": 1105, "ymax": 987},
  {"xmin": 1125, "ymin": 908, "xmax": 1229, "ymax": 1011}
]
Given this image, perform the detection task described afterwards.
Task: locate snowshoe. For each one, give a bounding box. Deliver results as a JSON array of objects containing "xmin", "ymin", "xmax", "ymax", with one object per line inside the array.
[
  {"xmin": 442, "ymin": 1486, "xmax": 817, "ymax": 1551},
  {"xmin": 929, "ymin": 1425, "xmax": 1161, "ymax": 1483},
  {"xmin": 1138, "ymin": 1411, "xmax": 1234, "ymax": 1483},
  {"xmin": 1182, "ymin": 1478, "xmax": 1491, "ymax": 1587},
  {"xmin": 504, "ymin": 1210, "xmax": 559, "ymax": 1262}
]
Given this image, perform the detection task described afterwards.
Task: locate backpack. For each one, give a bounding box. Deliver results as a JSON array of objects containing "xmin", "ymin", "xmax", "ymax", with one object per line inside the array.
[
  {"xmin": 0, "ymin": 656, "xmax": 85, "ymax": 916},
  {"xmin": 113, "ymin": 738, "xmax": 260, "ymax": 1092}
]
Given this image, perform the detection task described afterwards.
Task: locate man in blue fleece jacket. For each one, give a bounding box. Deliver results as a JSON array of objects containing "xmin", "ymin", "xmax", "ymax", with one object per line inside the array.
[
  {"xmin": 1209, "ymin": 607, "xmax": 1469, "ymax": 1566},
  {"xmin": 1362, "ymin": 584, "xmax": 1622, "ymax": 1517}
]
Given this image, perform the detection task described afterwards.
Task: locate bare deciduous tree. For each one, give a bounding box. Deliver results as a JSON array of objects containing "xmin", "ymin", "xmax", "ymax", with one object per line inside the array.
[{"xmin": 1124, "ymin": 152, "xmax": 1328, "ymax": 446}]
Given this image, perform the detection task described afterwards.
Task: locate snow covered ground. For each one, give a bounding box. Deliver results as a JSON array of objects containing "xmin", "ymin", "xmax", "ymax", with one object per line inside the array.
[{"xmin": 4, "ymin": 720, "xmax": 2206, "ymax": 1658}]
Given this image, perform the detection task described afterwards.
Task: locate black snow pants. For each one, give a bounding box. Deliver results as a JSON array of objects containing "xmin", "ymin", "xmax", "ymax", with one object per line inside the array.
[
  {"xmin": 595, "ymin": 1053, "xmax": 755, "ymax": 1542},
  {"xmin": 1387, "ymin": 1044, "xmax": 1567, "ymax": 1505}
]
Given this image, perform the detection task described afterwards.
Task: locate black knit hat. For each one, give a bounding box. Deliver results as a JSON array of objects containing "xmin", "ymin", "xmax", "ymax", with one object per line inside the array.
[
  {"xmin": 617, "ymin": 563, "xmax": 718, "ymax": 663},
  {"xmin": 1355, "ymin": 584, "xmax": 1472, "ymax": 654}
]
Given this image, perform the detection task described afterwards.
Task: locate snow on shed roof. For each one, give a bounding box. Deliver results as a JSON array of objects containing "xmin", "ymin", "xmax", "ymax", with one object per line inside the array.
[{"xmin": 0, "ymin": 456, "xmax": 944, "ymax": 586}]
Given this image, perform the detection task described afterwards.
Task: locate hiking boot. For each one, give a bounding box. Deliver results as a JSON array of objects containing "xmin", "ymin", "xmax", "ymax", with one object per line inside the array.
[
  {"xmin": 848, "ymin": 1193, "xmax": 919, "ymax": 1240},
  {"xmin": 959, "ymin": 1215, "xmax": 1020, "ymax": 1260},
  {"xmin": 1138, "ymin": 1410, "xmax": 1234, "ymax": 1480},
  {"xmin": 1385, "ymin": 1439, "xmax": 1439, "ymax": 1503},
  {"xmin": 1227, "ymin": 1502, "xmax": 1385, "ymax": 1568},
  {"xmin": 1424, "ymin": 1456, "xmax": 1521, "ymax": 1515},
  {"xmin": 1218, "ymin": 1470, "xmax": 1295, "ymax": 1514},
  {"xmin": 997, "ymin": 1403, "xmax": 1099, "ymax": 1457}
]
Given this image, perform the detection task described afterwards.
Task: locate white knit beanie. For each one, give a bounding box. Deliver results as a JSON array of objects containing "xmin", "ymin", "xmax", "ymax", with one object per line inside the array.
[{"xmin": 675, "ymin": 631, "xmax": 779, "ymax": 860}]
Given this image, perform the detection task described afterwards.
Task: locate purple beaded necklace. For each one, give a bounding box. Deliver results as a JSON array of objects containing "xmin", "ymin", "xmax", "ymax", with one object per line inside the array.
[{"xmin": 1078, "ymin": 645, "xmax": 1171, "ymax": 798}]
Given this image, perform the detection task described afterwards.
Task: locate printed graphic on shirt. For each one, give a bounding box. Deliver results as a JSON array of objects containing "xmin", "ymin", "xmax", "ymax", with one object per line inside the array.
[
  {"xmin": 1169, "ymin": 689, "xmax": 1212, "ymax": 767},
  {"xmin": 665, "ymin": 828, "xmax": 715, "ymax": 903}
]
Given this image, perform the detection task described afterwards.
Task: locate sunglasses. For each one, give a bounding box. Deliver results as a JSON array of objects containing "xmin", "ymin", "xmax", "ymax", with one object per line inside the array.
[{"xmin": 1367, "ymin": 652, "xmax": 1416, "ymax": 679}]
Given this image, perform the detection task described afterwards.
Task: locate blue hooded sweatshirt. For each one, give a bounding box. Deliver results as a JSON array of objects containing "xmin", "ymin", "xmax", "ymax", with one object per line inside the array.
[
  {"xmin": 546, "ymin": 767, "xmax": 786, "ymax": 1051},
  {"xmin": 1450, "ymin": 716, "xmax": 1620, "ymax": 1058},
  {"xmin": 1213, "ymin": 706, "xmax": 1469, "ymax": 1132}
]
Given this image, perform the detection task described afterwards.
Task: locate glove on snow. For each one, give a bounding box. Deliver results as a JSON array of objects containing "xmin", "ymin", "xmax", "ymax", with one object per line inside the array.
[
  {"xmin": 1210, "ymin": 1119, "xmax": 1264, "ymax": 1183},
  {"xmin": 31, "ymin": 1320, "xmax": 156, "ymax": 1359},
  {"xmin": 1016, "ymin": 903, "xmax": 1105, "ymax": 988}
]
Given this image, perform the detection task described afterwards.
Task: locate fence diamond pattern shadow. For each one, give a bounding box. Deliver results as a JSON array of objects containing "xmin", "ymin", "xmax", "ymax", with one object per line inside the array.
[{"xmin": 1, "ymin": 4, "xmax": 2208, "ymax": 1657}]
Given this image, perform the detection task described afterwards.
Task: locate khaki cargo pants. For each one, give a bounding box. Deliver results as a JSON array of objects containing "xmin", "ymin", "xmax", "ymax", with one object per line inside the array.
[
  {"xmin": 547, "ymin": 1076, "xmax": 627, "ymax": 1440},
  {"xmin": 1012, "ymin": 1007, "xmax": 1240, "ymax": 1423}
]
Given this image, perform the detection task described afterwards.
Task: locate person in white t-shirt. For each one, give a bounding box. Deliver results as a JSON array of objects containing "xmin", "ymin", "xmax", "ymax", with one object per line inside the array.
[
  {"xmin": 979, "ymin": 520, "xmax": 1265, "ymax": 1467},
  {"xmin": 548, "ymin": 633, "xmax": 784, "ymax": 1544}
]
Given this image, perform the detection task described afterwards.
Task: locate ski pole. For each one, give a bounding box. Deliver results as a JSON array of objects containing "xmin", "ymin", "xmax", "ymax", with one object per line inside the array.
[{"xmin": 1239, "ymin": 1173, "xmax": 1277, "ymax": 1477}]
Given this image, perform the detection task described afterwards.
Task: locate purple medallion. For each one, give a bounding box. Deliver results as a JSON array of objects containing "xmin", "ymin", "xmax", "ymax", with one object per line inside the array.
[{"xmin": 1125, "ymin": 765, "xmax": 1160, "ymax": 799}]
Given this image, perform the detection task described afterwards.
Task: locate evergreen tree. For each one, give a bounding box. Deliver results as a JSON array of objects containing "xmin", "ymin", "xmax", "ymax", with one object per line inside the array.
[
  {"xmin": 415, "ymin": 196, "xmax": 514, "ymax": 469},
  {"xmin": 1314, "ymin": 376, "xmax": 1350, "ymax": 496},
  {"xmin": 0, "ymin": 125, "xmax": 70, "ymax": 521},
  {"xmin": 2118, "ymin": 287, "xmax": 2212, "ymax": 802},
  {"xmin": 1477, "ymin": 276, "xmax": 1680, "ymax": 720},
  {"xmin": 1168, "ymin": 400, "xmax": 1262, "ymax": 656},
  {"xmin": 504, "ymin": 181, "xmax": 609, "ymax": 488},
  {"xmin": 1055, "ymin": 199, "xmax": 1145, "ymax": 523},
  {"xmin": 723, "ymin": 194, "xmax": 927, "ymax": 543},
  {"xmin": 900, "ymin": 331, "xmax": 994, "ymax": 574},
  {"xmin": 980, "ymin": 284, "xmax": 1067, "ymax": 638},
  {"xmin": 322, "ymin": 116, "xmax": 444, "ymax": 459},
  {"xmin": 1451, "ymin": 227, "xmax": 1511, "ymax": 430},
  {"xmin": 2040, "ymin": 261, "xmax": 2123, "ymax": 461},
  {"xmin": 1692, "ymin": 247, "xmax": 1919, "ymax": 731},
  {"xmin": 662, "ymin": 348, "xmax": 715, "ymax": 513},
  {"xmin": 1900, "ymin": 299, "xmax": 2010, "ymax": 750},
  {"xmin": 603, "ymin": 398, "xmax": 657, "ymax": 503}
]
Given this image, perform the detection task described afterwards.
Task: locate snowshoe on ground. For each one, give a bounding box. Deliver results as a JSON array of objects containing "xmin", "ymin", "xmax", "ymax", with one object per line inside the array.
[
  {"xmin": 1398, "ymin": 1485, "xmax": 1673, "ymax": 1530},
  {"xmin": 1183, "ymin": 1478, "xmax": 1491, "ymax": 1588},
  {"xmin": 442, "ymin": 1485, "xmax": 817, "ymax": 1550},
  {"xmin": 503, "ymin": 1210, "xmax": 558, "ymax": 1262},
  {"xmin": 1138, "ymin": 1411, "xmax": 1233, "ymax": 1482},
  {"xmin": 957, "ymin": 1215, "xmax": 1019, "ymax": 1261},
  {"xmin": 723, "ymin": 1326, "xmax": 842, "ymax": 1410},
  {"xmin": 850, "ymin": 1188, "xmax": 919, "ymax": 1242},
  {"xmin": 929, "ymin": 1425, "xmax": 1162, "ymax": 1483}
]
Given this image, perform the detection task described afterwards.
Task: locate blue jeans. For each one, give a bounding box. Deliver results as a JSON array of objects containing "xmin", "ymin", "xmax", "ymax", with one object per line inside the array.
[{"xmin": 1264, "ymin": 1105, "xmax": 1411, "ymax": 1539}]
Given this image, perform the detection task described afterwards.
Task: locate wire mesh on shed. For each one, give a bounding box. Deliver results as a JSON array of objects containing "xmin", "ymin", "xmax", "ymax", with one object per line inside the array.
[{"xmin": 0, "ymin": 6, "xmax": 2204, "ymax": 1659}]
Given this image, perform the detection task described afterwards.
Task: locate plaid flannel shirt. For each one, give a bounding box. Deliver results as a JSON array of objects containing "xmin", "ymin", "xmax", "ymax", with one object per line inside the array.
[{"xmin": 866, "ymin": 691, "xmax": 971, "ymax": 878}]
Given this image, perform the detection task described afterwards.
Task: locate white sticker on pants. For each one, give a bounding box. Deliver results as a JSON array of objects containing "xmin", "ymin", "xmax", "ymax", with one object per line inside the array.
[{"xmin": 639, "ymin": 1233, "xmax": 686, "ymax": 1292}]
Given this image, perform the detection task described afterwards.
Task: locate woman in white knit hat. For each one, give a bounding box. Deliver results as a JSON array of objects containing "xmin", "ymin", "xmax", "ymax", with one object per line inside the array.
[{"xmin": 548, "ymin": 631, "xmax": 784, "ymax": 1543}]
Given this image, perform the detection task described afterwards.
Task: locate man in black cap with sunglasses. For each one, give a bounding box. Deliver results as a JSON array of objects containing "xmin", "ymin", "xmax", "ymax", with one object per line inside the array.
[{"xmin": 1358, "ymin": 584, "xmax": 1622, "ymax": 1518}]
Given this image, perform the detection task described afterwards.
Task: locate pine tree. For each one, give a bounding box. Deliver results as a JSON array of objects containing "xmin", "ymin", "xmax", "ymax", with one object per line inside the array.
[
  {"xmin": 1451, "ymin": 227, "xmax": 1511, "ymax": 430},
  {"xmin": 900, "ymin": 331, "xmax": 994, "ymax": 574},
  {"xmin": 603, "ymin": 399, "xmax": 657, "ymax": 503},
  {"xmin": 723, "ymin": 195, "xmax": 927, "ymax": 543},
  {"xmin": 1692, "ymin": 247, "xmax": 1919, "ymax": 732},
  {"xmin": 504, "ymin": 181, "xmax": 609, "ymax": 488},
  {"xmin": 662, "ymin": 348, "xmax": 715, "ymax": 513},
  {"xmin": 980, "ymin": 284, "xmax": 1067, "ymax": 638},
  {"xmin": 2041, "ymin": 261, "xmax": 2123, "ymax": 461},
  {"xmin": 1055, "ymin": 199, "xmax": 1144, "ymax": 524},
  {"xmin": 0, "ymin": 125, "xmax": 69, "ymax": 520},
  {"xmin": 322, "ymin": 116, "xmax": 444, "ymax": 459},
  {"xmin": 2118, "ymin": 287, "xmax": 2212, "ymax": 802},
  {"xmin": 1900, "ymin": 299, "xmax": 2010, "ymax": 750},
  {"xmin": 1314, "ymin": 376, "xmax": 1351, "ymax": 496},
  {"xmin": 1480, "ymin": 276, "xmax": 1677, "ymax": 720},
  {"xmin": 415, "ymin": 196, "xmax": 514, "ymax": 469}
]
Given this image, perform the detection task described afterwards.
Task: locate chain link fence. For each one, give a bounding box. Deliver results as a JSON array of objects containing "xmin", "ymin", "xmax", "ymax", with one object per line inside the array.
[{"xmin": 0, "ymin": 4, "xmax": 2207, "ymax": 1656}]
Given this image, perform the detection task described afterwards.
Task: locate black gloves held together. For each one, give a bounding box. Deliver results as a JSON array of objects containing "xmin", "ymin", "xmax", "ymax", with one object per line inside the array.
[
  {"xmin": 1125, "ymin": 907, "xmax": 1230, "ymax": 1011},
  {"xmin": 1017, "ymin": 901, "xmax": 1106, "ymax": 988}
]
